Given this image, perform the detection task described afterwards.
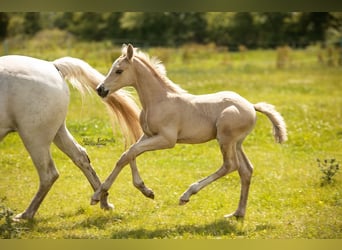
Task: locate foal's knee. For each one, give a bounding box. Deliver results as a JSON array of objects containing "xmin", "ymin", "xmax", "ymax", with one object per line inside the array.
[{"xmin": 117, "ymin": 149, "xmax": 136, "ymax": 167}]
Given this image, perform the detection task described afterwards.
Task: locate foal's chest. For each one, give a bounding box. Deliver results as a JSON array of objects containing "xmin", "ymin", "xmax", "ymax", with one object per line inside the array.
[{"xmin": 139, "ymin": 109, "xmax": 156, "ymax": 136}]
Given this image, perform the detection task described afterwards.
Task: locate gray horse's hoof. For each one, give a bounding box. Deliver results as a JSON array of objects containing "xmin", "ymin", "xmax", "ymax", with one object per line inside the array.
[{"xmin": 224, "ymin": 212, "xmax": 245, "ymax": 221}]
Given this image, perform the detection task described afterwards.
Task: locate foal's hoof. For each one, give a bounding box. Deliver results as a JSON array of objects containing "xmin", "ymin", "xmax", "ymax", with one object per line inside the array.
[
  {"xmin": 143, "ymin": 189, "xmax": 155, "ymax": 200},
  {"xmin": 179, "ymin": 199, "xmax": 189, "ymax": 205},
  {"xmin": 147, "ymin": 192, "xmax": 155, "ymax": 200},
  {"xmin": 91, "ymin": 189, "xmax": 103, "ymax": 205},
  {"xmin": 90, "ymin": 194, "xmax": 100, "ymax": 206},
  {"xmin": 90, "ymin": 198, "xmax": 99, "ymax": 206}
]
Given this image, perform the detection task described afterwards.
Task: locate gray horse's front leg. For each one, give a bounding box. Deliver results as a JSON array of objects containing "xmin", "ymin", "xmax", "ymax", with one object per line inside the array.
[{"xmin": 53, "ymin": 124, "xmax": 114, "ymax": 210}]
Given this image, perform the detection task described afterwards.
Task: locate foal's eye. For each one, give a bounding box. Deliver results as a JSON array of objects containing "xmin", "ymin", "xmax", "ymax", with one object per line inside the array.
[{"xmin": 115, "ymin": 69, "xmax": 123, "ymax": 74}]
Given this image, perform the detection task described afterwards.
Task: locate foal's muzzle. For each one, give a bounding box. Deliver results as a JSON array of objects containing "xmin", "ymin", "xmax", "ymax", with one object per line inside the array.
[{"xmin": 96, "ymin": 83, "xmax": 109, "ymax": 98}]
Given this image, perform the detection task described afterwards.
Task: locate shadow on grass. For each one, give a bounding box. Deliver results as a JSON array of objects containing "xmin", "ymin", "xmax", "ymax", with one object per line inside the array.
[
  {"xmin": 14, "ymin": 208, "xmax": 125, "ymax": 235},
  {"xmin": 16, "ymin": 215, "xmax": 248, "ymax": 239},
  {"xmin": 12, "ymin": 210, "xmax": 277, "ymax": 239},
  {"xmin": 110, "ymin": 218, "xmax": 248, "ymax": 239}
]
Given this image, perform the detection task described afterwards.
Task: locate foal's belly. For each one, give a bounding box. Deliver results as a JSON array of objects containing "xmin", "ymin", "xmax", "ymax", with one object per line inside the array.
[
  {"xmin": 175, "ymin": 91, "xmax": 255, "ymax": 144},
  {"xmin": 176, "ymin": 118, "xmax": 217, "ymax": 144}
]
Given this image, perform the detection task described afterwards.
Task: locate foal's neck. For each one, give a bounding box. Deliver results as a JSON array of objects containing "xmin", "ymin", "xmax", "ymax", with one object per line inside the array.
[{"xmin": 133, "ymin": 58, "xmax": 175, "ymax": 110}]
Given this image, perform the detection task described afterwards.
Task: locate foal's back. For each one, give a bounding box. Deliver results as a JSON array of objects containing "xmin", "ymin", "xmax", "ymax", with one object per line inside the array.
[{"xmin": 168, "ymin": 91, "xmax": 256, "ymax": 144}]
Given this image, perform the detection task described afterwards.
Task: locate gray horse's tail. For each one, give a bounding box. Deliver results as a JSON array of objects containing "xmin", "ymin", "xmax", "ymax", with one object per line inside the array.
[
  {"xmin": 53, "ymin": 57, "xmax": 142, "ymax": 146},
  {"xmin": 254, "ymin": 102, "xmax": 287, "ymax": 143}
]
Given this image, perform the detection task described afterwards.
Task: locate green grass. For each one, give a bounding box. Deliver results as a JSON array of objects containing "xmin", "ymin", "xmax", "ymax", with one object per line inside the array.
[{"xmin": 0, "ymin": 39, "xmax": 341, "ymax": 238}]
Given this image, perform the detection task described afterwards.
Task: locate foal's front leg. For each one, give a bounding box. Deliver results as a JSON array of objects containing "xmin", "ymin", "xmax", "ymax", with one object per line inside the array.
[
  {"xmin": 130, "ymin": 158, "xmax": 155, "ymax": 199},
  {"xmin": 91, "ymin": 132, "xmax": 176, "ymax": 205},
  {"xmin": 128, "ymin": 135, "xmax": 155, "ymax": 199},
  {"xmin": 90, "ymin": 149, "xmax": 131, "ymax": 205}
]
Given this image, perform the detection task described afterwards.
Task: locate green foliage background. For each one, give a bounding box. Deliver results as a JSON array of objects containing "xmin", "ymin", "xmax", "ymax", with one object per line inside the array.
[
  {"xmin": 0, "ymin": 23, "xmax": 341, "ymax": 238},
  {"xmin": 1, "ymin": 12, "xmax": 342, "ymax": 48}
]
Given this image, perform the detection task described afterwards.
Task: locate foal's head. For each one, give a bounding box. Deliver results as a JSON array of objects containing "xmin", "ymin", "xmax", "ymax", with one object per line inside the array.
[{"xmin": 97, "ymin": 44, "xmax": 136, "ymax": 98}]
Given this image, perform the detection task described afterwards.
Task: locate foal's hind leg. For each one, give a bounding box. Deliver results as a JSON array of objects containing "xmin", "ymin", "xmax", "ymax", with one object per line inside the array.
[
  {"xmin": 179, "ymin": 140, "xmax": 239, "ymax": 205},
  {"xmin": 53, "ymin": 124, "xmax": 113, "ymax": 210},
  {"xmin": 224, "ymin": 141, "xmax": 254, "ymax": 219}
]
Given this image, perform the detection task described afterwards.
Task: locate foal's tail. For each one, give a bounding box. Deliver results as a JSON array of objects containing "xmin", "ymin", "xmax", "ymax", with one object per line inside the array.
[
  {"xmin": 254, "ymin": 102, "xmax": 287, "ymax": 143},
  {"xmin": 52, "ymin": 57, "xmax": 142, "ymax": 146}
]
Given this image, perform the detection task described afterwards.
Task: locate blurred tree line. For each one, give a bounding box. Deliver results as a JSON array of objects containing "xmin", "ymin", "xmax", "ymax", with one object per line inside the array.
[{"xmin": 0, "ymin": 12, "xmax": 341, "ymax": 49}]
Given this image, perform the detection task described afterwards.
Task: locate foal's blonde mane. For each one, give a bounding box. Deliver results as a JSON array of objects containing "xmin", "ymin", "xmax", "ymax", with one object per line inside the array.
[{"xmin": 121, "ymin": 45, "xmax": 187, "ymax": 94}]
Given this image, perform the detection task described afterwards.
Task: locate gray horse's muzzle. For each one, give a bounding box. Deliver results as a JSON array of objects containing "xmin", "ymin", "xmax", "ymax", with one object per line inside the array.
[{"xmin": 96, "ymin": 83, "xmax": 109, "ymax": 98}]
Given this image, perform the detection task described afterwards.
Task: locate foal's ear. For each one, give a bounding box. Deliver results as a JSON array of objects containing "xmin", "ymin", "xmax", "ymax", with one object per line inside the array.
[{"xmin": 127, "ymin": 44, "xmax": 134, "ymax": 62}]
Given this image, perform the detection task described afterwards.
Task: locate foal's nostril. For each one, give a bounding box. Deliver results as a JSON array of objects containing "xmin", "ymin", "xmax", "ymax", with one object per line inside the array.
[{"xmin": 96, "ymin": 84, "xmax": 109, "ymax": 98}]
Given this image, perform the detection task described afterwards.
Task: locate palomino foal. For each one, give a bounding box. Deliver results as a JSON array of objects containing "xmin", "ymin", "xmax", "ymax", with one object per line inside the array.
[{"xmin": 93, "ymin": 44, "xmax": 287, "ymax": 218}]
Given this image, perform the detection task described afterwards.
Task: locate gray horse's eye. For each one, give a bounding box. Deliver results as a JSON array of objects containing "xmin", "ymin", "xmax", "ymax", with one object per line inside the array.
[{"xmin": 116, "ymin": 69, "xmax": 123, "ymax": 74}]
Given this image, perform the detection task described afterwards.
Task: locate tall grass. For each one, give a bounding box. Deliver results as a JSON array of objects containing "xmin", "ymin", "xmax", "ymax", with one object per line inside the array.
[{"xmin": 0, "ymin": 33, "xmax": 341, "ymax": 238}]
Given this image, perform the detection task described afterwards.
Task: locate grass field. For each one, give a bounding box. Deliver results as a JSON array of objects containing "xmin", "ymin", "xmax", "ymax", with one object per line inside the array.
[{"xmin": 0, "ymin": 38, "xmax": 341, "ymax": 239}]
